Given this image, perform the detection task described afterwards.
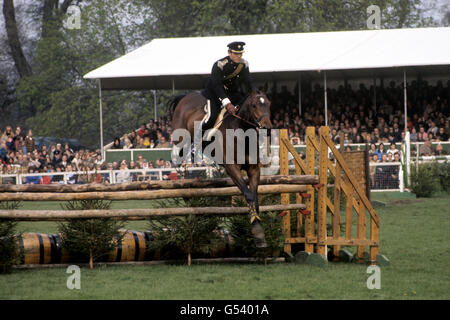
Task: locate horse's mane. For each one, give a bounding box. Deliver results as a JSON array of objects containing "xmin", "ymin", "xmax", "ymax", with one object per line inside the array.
[{"xmin": 168, "ymin": 94, "xmax": 187, "ymax": 114}]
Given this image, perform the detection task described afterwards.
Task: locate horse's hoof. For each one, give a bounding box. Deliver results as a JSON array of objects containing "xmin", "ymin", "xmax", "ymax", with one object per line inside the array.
[
  {"xmin": 251, "ymin": 220, "xmax": 267, "ymax": 248},
  {"xmin": 255, "ymin": 239, "xmax": 267, "ymax": 248}
]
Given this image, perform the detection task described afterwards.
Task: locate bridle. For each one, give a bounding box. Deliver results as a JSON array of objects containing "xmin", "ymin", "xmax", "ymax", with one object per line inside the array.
[{"xmin": 228, "ymin": 94, "xmax": 270, "ymax": 129}]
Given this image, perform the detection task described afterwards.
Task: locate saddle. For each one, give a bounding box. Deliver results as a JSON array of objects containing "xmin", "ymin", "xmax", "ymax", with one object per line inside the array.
[{"xmin": 203, "ymin": 103, "xmax": 226, "ymax": 141}]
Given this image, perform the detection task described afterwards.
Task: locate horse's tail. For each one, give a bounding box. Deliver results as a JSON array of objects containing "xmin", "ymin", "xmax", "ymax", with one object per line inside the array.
[{"xmin": 168, "ymin": 94, "xmax": 187, "ymax": 114}]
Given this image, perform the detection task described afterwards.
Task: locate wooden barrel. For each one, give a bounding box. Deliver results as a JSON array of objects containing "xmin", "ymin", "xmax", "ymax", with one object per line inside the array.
[
  {"xmin": 107, "ymin": 229, "xmax": 149, "ymax": 262},
  {"xmin": 51, "ymin": 233, "xmax": 70, "ymax": 263},
  {"xmin": 16, "ymin": 233, "xmax": 62, "ymax": 264}
]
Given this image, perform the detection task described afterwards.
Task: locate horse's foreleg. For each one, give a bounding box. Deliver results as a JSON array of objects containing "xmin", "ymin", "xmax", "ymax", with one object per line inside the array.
[
  {"xmin": 224, "ymin": 164, "xmax": 256, "ymax": 205},
  {"xmin": 247, "ymin": 165, "xmax": 266, "ymax": 248},
  {"xmin": 247, "ymin": 165, "xmax": 261, "ymax": 217},
  {"xmin": 225, "ymin": 164, "xmax": 266, "ymax": 248}
]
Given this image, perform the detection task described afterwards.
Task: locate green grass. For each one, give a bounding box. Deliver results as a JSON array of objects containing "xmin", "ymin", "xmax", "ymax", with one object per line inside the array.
[{"xmin": 1, "ymin": 193, "xmax": 449, "ymax": 300}]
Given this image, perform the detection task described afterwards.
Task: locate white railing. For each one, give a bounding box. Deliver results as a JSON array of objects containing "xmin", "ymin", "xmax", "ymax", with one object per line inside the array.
[{"xmin": 0, "ymin": 167, "xmax": 220, "ymax": 185}]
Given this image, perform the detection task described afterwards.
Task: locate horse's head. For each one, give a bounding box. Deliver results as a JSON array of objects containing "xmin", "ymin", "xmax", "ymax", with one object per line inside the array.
[{"xmin": 239, "ymin": 91, "xmax": 272, "ymax": 130}]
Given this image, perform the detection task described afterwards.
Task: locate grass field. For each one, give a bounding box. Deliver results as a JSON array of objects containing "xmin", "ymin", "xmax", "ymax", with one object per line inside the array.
[{"xmin": 0, "ymin": 192, "xmax": 449, "ymax": 300}]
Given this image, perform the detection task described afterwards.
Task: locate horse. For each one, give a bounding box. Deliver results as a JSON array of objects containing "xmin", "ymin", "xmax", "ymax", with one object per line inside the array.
[{"xmin": 169, "ymin": 91, "xmax": 272, "ymax": 247}]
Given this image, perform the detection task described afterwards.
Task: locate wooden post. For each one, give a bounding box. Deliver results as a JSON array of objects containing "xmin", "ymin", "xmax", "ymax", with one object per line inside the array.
[
  {"xmin": 333, "ymin": 159, "xmax": 342, "ymax": 259},
  {"xmin": 356, "ymin": 199, "xmax": 367, "ymax": 262},
  {"xmin": 305, "ymin": 127, "xmax": 316, "ymax": 253},
  {"xmin": 295, "ymin": 155, "xmax": 303, "ymax": 238},
  {"xmin": 279, "ymin": 129, "xmax": 291, "ymax": 254},
  {"xmin": 317, "ymin": 126, "xmax": 329, "ymax": 256},
  {"xmin": 346, "ymin": 189, "xmax": 353, "ymax": 240},
  {"xmin": 370, "ymin": 217, "xmax": 379, "ymax": 265}
]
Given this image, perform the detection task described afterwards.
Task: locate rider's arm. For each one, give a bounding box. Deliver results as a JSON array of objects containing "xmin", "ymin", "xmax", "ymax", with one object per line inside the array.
[{"xmin": 211, "ymin": 62, "xmax": 231, "ymax": 108}]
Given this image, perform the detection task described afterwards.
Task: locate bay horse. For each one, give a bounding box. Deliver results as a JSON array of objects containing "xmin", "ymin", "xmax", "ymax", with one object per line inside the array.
[{"xmin": 170, "ymin": 91, "xmax": 272, "ymax": 248}]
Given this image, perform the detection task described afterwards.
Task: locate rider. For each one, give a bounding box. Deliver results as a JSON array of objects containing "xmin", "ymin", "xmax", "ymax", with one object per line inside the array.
[{"xmin": 201, "ymin": 41, "xmax": 257, "ymax": 134}]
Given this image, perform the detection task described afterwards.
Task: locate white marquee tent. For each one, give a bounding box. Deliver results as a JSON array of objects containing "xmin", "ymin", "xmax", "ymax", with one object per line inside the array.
[
  {"xmin": 83, "ymin": 27, "xmax": 450, "ymax": 159},
  {"xmin": 84, "ymin": 27, "xmax": 450, "ymax": 90}
]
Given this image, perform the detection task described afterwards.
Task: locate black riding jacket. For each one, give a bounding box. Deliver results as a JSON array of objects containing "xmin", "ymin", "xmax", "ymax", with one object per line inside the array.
[{"xmin": 204, "ymin": 56, "xmax": 256, "ymax": 106}]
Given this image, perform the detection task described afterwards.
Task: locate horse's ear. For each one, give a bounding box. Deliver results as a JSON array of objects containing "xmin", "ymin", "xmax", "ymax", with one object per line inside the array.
[{"xmin": 261, "ymin": 83, "xmax": 268, "ymax": 94}]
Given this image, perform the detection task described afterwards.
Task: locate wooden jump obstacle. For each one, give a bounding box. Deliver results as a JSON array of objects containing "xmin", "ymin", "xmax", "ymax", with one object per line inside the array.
[
  {"xmin": 0, "ymin": 126, "xmax": 382, "ymax": 265},
  {"xmin": 0, "ymin": 174, "xmax": 317, "ymax": 218},
  {"xmin": 279, "ymin": 126, "xmax": 381, "ymax": 265}
]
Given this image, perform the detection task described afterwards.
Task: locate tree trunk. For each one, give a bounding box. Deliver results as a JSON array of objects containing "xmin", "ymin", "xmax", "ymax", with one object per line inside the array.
[
  {"xmin": 188, "ymin": 252, "xmax": 191, "ymax": 266},
  {"xmin": 89, "ymin": 249, "xmax": 94, "ymax": 269},
  {"xmin": 2, "ymin": 0, "xmax": 32, "ymax": 78}
]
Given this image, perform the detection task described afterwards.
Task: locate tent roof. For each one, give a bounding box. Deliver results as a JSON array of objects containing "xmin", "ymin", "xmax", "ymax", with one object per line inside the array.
[{"xmin": 83, "ymin": 27, "xmax": 450, "ymax": 90}]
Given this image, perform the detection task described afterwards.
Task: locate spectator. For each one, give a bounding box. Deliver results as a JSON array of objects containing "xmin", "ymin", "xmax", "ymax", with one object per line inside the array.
[
  {"xmin": 66, "ymin": 164, "xmax": 77, "ymax": 184},
  {"xmin": 24, "ymin": 168, "xmax": 40, "ymax": 184},
  {"xmin": 374, "ymin": 143, "xmax": 385, "ymax": 161},
  {"xmin": 123, "ymin": 138, "xmax": 133, "ymax": 149},
  {"xmin": 128, "ymin": 131, "xmax": 138, "ymax": 146},
  {"xmin": 137, "ymin": 123, "xmax": 147, "ymax": 138},
  {"xmin": 5, "ymin": 137, "xmax": 15, "ymax": 152},
  {"xmin": 116, "ymin": 160, "xmax": 131, "ymax": 183},
  {"xmin": 155, "ymin": 136, "xmax": 170, "ymax": 148},
  {"xmin": 410, "ymin": 127, "xmax": 418, "ymax": 142},
  {"xmin": 94, "ymin": 153, "xmax": 103, "ymax": 166},
  {"xmin": 368, "ymin": 143, "xmax": 377, "ymax": 157},
  {"xmin": 419, "ymin": 139, "xmax": 433, "ymax": 156},
  {"xmin": 111, "ymin": 137, "xmax": 122, "ymax": 149},
  {"xmin": 386, "ymin": 142, "xmax": 399, "ymax": 157},
  {"xmin": 1, "ymin": 126, "xmax": 14, "ymax": 141},
  {"xmin": 436, "ymin": 127, "xmax": 448, "ymax": 141},
  {"xmin": 25, "ymin": 129, "xmax": 35, "ymax": 153},
  {"xmin": 435, "ymin": 143, "xmax": 447, "ymax": 156}
]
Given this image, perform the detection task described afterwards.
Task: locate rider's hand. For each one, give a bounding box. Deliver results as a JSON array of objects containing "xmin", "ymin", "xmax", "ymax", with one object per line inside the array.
[{"xmin": 225, "ymin": 103, "xmax": 236, "ymax": 114}]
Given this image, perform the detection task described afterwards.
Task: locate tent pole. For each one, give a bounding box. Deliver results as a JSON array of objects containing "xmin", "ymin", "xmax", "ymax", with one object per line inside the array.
[
  {"xmin": 98, "ymin": 79, "xmax": 104, "ymax": 160},
  {"xmin": 324, "ymin": 71, "xmax": 328, "ymax": 126},
  {"xmin": 403, "ymin": 69, "xmax": 407, "ymax": 133},
  {"xmin": 403, "ymin": 69, "xmax": 410, "ymax": 186},
  {"xmin": 153, "ymin": 90, "xmax": 157, "ymax": 120},
  {"xmin": 373, "ymin": 76, "xmax": 377, "ymax": 111},
  {"xmin": 298, "ymin": 73, "xmax": 302, "ymax": 115}
]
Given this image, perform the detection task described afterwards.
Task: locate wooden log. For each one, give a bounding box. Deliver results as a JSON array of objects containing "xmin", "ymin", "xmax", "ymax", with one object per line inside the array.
[
  {"xmin": 0, "ymin": 174, "xmax": 319, "ymax": 193},
  {"xmin": 0, "ymin": 203, "xmax": 306, "ymax": 220},
  {"xmin": 0, "ymin": 184, "xmax": 308, "ymax": 201}
]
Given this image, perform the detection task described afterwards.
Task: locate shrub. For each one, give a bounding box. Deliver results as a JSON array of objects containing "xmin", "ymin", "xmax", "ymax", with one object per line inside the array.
[
  {"xmin": 435, "ymin": 161, "xmax": 450, "ymax": 193},
  {"xmin": 410, "ymin": 163, "xmax": 441, "ymax": 197},
  {"xmin": 0, "ymin": 201, "xmax": 22, "ymax": 274},
  {"xmin": 227, "ymin": 195, "xmax": 284, "ymax": 259},
  {"xmin": 58, "ymin": 200, "xmax": 125, "ymax": 269},
  {"xmin": 147, "ymin": 196, "xmax": 224, "ymax": 265}
]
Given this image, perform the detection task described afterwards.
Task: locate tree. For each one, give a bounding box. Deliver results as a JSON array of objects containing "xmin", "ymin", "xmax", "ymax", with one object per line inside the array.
[{"xmin": 58, "ymin": 200, "xmax": 125, "ymax": 269}]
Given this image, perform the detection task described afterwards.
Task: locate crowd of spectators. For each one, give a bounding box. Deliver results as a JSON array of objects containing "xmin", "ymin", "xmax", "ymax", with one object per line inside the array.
[{"xmin": 1, "ymin": 79, "xmax": 449, "ymax": 185}]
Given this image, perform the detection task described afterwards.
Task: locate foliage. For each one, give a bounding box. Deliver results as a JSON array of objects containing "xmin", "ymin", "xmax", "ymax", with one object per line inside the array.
[
  {"xmin": 435, "ymin": 161, "xmax": 450, "ymax": 193},
  {"xmin": 410, "ymin": 162, "xmax": 441, "ymax": 197},
  {"xmin": 147, "ymin": 196, "xmax": 225, "ymax": 265},
  {"xmin": 5, "ymin": 0, "xmax": 439, "ymax": 148},
  {"xmin": 227, "ymin": 195, "xmax": 284, "ymax": 259},
  {"xmin": 58, "ymin": 200, "xmax": 125, "ymax": 269},
  {"xmin": 0, "ymin": 201, "xmax": 22, "ymax": 274}
]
